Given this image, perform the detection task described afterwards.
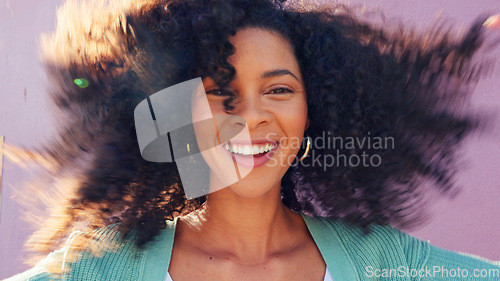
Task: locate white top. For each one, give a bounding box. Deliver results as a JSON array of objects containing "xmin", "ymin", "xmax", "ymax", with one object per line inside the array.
[{"xmin": 165, "ymin": 266, "xmax": 334, "ymax": 281}]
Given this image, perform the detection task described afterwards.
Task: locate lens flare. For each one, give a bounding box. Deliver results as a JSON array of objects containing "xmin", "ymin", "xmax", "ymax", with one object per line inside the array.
[{"xmin": 74, "ymin": 78, "xmax": 89, "ymax": 88}]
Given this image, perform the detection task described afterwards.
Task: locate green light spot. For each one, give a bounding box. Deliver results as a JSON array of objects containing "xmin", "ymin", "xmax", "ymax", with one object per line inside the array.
[{"xmin": 74, "ymin": 78, "xmax": 89, "ymax": 88}]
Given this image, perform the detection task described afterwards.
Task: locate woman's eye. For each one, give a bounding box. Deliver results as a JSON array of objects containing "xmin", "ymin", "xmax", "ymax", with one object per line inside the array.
[
  {"xmin": 266, "ymin": 87, "xmax": 294, "ymax": 95},
  {"xmin": 206, "ymin": 89, "xmax": 233, "ymax": 97}
]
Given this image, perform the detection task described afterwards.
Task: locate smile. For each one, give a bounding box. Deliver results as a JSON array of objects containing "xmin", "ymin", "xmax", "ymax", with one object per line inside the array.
[
  {"xmin": 220, "ymin": 140, "xmax": 279, "ymax": 168},
  {"xmin": 223, "ymin": 142, "xmax": 277, "ymax": 156}
]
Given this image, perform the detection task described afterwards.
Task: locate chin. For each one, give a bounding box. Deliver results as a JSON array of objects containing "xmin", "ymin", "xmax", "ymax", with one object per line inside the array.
[{"xmin": 225, "ymin": 176, "xmax": 280, "ymax": 199}]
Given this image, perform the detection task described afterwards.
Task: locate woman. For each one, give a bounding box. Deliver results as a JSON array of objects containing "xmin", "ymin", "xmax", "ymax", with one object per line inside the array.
[{"xmin": 4, "ymin": 0, "xmax": 500, "ymax": 280}]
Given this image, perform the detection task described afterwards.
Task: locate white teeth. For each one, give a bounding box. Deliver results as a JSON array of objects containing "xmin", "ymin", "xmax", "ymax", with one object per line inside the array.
[
  {"xmin": 252, "ymin": 146, "xmax": 260, "ymax": 154},
  {"xmin": 243, "ymin": 146, "xmax": 252, "ymax": 155},
  {"xmin": 224, "ymin": 142, "xmax": 276, "ymax": 155}
]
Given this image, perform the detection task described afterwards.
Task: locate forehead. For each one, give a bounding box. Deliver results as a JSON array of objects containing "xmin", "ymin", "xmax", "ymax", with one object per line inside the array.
[{"xmin": 228, "ymin": 28, "xmax": 301, "ymax": 79}]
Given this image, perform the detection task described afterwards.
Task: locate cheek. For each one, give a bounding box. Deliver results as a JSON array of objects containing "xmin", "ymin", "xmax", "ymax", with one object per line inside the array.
[
  {"xmin": 278, "ymin": 102, "xmax": 308, "ymax": 153},
  {"xmin": 284, "ymin": 100, "xmax": 308, "ymax": 133}
]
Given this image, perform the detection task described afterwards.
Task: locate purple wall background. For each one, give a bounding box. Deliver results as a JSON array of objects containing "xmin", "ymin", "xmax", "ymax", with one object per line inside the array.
[{"xmin": 0, "ymin": 0, "xmax": 499, "ymax": 278}]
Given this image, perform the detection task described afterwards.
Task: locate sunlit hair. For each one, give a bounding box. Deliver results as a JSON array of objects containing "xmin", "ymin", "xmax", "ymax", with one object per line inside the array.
[{"xmin": 7, "ymin": 0, "xmax": 495, "ymax": 265}]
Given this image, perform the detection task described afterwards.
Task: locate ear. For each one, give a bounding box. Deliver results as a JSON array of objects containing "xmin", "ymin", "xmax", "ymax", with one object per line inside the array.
[{"xmin": 305, "ymin": 118, "xmax": 310, "ymax": 131}]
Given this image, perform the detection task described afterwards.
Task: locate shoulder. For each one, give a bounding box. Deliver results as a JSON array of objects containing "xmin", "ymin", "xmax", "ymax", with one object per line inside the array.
[
  {"xmin": 5, "ymin": 224, "xmax": 151, "ymax": 281},
  {"xmin": 3, "ymin": 224, "xmax": 143, "ymax": 281},
  {"xmin": 309, "ymin": 215, "xmax": 499, "ymax": 280},
  {"xmin": 61, "ymin": 225, "xmax": 147, "ymax": 280},
  {"xmin": 303, "ymin": 214, "xmax": 431, "ymax": 272},
  {"xmin": 305, "ymin": 214, "xmax": 426, "ymax": 251},
  {"xmin": 5, "ymin": 221, "xmax": 179, "ymax": 281},
  {"xmin": 64, "ymin": 220, "xmax": 177, "ymax": 281},
  {"xmin": 319, "ymin": 216, "xmax": 429, "ymax": 254}
]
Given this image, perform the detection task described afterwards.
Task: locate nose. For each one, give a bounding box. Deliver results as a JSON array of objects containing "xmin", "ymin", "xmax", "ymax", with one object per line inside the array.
[{"xmin": 231, "ymin": 94, "xmax": 273, "ymax": 131}]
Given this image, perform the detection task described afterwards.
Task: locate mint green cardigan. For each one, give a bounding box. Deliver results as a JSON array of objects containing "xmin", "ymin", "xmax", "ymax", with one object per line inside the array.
[{"xmin": 5, "ymin": 213, "xmax": 500, "ymax": 280}]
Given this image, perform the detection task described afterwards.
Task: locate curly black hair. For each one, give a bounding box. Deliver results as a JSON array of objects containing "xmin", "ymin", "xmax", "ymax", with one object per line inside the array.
[{"xmin": 16, "ymin": 0, "xmax": 494, "ymax": 256}]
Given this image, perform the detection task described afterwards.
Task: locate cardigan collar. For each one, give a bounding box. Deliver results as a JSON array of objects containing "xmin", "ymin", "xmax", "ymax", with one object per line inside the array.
[
  {"xmin": 142, "ymin": 213, "xmax": 359, "ymax": 281},
  {"xmin": 301, "ymin": 213, "xmax": 360, "ymax": 281}
]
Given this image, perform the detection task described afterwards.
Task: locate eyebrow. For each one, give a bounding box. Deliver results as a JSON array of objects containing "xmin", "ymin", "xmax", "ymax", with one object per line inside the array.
[{"xmin": 261, "ymin": 69, "xmax": 300, "ymax": 82}]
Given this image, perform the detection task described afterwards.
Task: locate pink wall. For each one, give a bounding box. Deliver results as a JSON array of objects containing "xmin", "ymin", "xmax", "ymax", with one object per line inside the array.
[
  {"xmin": 0, "ymin": 0, "xmax": 499, "ymax": 278},
  {"xmin": 0, "ymin": 0, "xmax": 61, "ymax": 278}
]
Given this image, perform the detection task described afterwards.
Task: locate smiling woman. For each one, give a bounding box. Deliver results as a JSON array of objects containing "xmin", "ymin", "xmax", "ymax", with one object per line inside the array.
[{"xmin": 3, "ymin": 0, "xmax": 500, "ymax": 280}]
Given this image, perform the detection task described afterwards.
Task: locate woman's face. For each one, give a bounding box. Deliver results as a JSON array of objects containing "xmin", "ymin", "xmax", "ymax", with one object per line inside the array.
[{"xmin": 193, "ymin": 28, "xmax": 308, "ymax": 198}]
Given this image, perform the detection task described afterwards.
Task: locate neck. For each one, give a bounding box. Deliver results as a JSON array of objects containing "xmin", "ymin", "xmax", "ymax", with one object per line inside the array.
[{"xmin": 179, "ymin": 182, "xmax": 306, "ymax": 265}]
